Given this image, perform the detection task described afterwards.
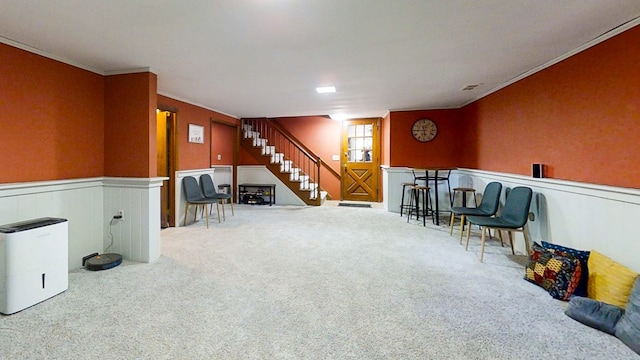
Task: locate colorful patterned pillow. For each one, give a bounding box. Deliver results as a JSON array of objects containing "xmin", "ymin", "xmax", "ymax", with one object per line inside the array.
[
  {"xmin": 541, "ymin": 241, "xmax": 590, "ymax": 297},
  {"xmin": 588, "ymin": 250, "xmax": 638, "ymax": 308},
  {"xmin": 525, "ymin": 242, "xmax": 582, "ymax": 301}
]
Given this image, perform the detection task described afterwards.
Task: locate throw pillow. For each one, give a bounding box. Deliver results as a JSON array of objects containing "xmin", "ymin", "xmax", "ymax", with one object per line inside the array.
[
  {"xmin": 615, "ymin": 277, "xmax": 640, "ymax": 355},
  {"xmin": 541, "ymin": 241, "xmax": 590, "ymax": 297},
  {"xmin": 564, "ymin": 296, "xmax": 624, "ymax": 335},
  {"xmin": 587, "ymin": 250, "xmax": 638, "ymax": 308},
  {"xmin": 524, "ymin": 242, "xmax": 582, "ymax": 301}
]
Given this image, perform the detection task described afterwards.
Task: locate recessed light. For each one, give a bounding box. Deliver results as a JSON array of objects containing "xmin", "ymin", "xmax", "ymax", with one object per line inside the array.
[
  {"xmin": 316, "ymin": 86, "xmax": 336, "ymax": 94},
  {"xmin": 329, "ymin": 114, "xmax": 347, "ymax": 121}
]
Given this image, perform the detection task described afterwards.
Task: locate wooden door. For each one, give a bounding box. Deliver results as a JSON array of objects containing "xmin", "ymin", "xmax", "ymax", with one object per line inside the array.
[
  {"xmin": 341, "ymin": 118, "xmax": 380, "ymax": 202},
  {"xmin": 156, "ymin": 110, "xmax": 177, "ymax": 227}
]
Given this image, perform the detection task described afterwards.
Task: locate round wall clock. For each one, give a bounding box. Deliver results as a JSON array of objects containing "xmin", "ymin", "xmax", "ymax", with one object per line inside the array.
[{"xmin": 411, "ymin": 119, "xmax": 437, "ymax": 142}]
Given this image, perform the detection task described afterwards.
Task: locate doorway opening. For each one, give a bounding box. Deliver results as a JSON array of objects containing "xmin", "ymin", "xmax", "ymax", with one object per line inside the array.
[{"xmin": 156, "ymin": 108, "xmax": 178, "ymax": 228}]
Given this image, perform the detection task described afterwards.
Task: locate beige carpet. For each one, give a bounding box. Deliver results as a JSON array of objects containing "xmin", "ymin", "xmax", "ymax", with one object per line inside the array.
[{"xmin": 0, "ymin": 202, "xmax": 637, "ymax": 359}]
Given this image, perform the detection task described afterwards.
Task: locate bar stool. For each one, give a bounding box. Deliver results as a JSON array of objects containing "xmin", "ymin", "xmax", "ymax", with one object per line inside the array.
[
  {"xmin": 400, "ymin": 181, "xmax": 415, "ymax": 216},
  {"xmin": 399, "ymin": 170, "xmax": 419, "ymax": 217},
  {"xmin": 406, "ymin": 184, "xmax": 434, "ymax": 226},
  {"xmin": 452, "ymin": 187, "xmax": 478, "ymax": 208}
]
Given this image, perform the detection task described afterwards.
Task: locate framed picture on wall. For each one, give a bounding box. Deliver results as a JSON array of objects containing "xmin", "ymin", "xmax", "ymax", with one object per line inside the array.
[{"xmin": 188, "ymin": 124, "xmax": 204, "ymax": 144}]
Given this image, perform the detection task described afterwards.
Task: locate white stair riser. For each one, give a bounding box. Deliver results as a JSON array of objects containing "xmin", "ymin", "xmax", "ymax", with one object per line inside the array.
[{"xmin": 262, "ymin": 146, "xmax": 275, "ymax": 155}]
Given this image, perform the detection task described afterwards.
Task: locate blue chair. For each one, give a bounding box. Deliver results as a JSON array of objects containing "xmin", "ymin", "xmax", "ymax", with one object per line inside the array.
[
  {"xmin": 182, "ymin": 176, "xmax": 219, "ymax": 228},
  {"xmin": 449, "ymin": 182, "xmax": 502, "ymax": 243},
  {"xmin": 465, "ymin": 186, "xmax": 533, "ymax": 262},
  {"xmin": 200, "ymin": 174, "xmax": 234, "ymax": 221}
]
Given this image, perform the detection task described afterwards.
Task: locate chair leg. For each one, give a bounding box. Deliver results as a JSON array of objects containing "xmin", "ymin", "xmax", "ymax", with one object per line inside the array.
[
  {"xmin": 184, "ymin": 203, "xmax": 189, "ymax": 226},
  {"xmin": 449, "ymin": 212, "xmax": 455, "ymax": 235},
  {"xmin": 465, "ymin": 221, "xmax": 472, "ymax": 251},
  {"xmin": 204, "ymin": 204, "xmax": 209, "ymax": 229},
  {"xmin": 523, "ymin": 226, "xmax": 531, "ymax": 256},
  {"xmin": 459, "ymin": 215, "xmax": 466, "ymax": 244},
  {"xmin": 220, "ymin": 201, "xmax": 226, "ymax": 221},
  {"xmin": 230, "ymin": 200, "xmax": 234, "ymax": 216},
  {"xmin": 498, "ymin": 230, "xmax": 504, "ymax": 247},
  {"xmin": 480, "ymin": 226, "xmax": 487, "ymax": 263},
  {"xmin": 509, "ymin": 230, "xmax": 515, "ymax": 255},
  {"xmin": 216, "ymin": 202, "xmax": 221, "ymax": 223}
]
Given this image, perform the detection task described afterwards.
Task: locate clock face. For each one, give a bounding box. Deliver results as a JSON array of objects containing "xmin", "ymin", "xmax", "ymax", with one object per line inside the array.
[{"xmin": 411, "ymin": 119, "xmax": 437, "ymax": 142}]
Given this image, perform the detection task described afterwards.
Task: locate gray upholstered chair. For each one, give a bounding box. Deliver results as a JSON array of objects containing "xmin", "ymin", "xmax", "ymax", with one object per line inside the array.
[
  {"xmin": 465, "ymin": 186, "xmax": 533, "ymax": 262},
  {"xmin": 182, "ymin": 176, "xmax": 219, "ymax": 228},
  {"xmin": 200, "ymin": 174, "xmax": 234, "ymax": 221},
  {"xmin": 449, "ymin": 181, "xmax": 502, "ymax": 243}
]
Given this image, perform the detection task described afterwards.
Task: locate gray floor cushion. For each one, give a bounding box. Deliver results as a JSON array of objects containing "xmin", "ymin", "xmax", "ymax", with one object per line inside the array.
[
  {"xmin": 615, "ymin": 277, "xmax": 640, "ymax": 355},
  {"xmin": 565, "ymin": 296, "xmax": 624, "ymax": 335}
]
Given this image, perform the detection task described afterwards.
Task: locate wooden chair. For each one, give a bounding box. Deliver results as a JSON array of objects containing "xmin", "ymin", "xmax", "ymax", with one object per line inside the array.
[
  {"xmin": 465, "ymin": 186, "xmax": 533, "ymax": 262},
  {"xmin": 182, "ymin": 176, "xmax": 219, "ymax": 228}
]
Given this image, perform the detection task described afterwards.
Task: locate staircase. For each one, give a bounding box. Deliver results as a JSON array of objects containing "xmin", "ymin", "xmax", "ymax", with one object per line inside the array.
[{"xmin": 241, "ymin": 119, "xmax": 327, "ymax": 206}]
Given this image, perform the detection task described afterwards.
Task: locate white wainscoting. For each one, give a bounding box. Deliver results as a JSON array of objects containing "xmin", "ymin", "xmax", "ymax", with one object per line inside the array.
[
  {"xmin": 0, "ymin": 177, "xmax": 164, "ymax": 270},
  {"xmin": 382, "ymin": 167, "xmax": 640, "ymax": 272},
  {"xmin": 103, "ymin": 177, "xmax": 165, "ymax": 264},
  {"xmin": 237, "ymin": 166, "xmax": 305, "ymax": 206},
  {"xmin": 211, "ymin": 165, "xmax": 233, "ymax": 190}
]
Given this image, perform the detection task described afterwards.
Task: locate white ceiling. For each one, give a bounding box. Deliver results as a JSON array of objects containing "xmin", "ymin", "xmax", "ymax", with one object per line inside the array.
[{"xmin": 1, "ymin": 1, "xmax": 640, "ymax": 119}]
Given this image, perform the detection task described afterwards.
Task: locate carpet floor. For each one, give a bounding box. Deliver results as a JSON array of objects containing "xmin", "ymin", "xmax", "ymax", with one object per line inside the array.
[{"xmin": 0, "ymin": 202, "xmax": 637, "ymax": 359}]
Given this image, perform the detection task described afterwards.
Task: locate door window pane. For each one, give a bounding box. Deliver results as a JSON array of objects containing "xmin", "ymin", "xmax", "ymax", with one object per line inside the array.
[{"xmin": 347, "ymin": 123, "xmax": 373, "ymax": 163}]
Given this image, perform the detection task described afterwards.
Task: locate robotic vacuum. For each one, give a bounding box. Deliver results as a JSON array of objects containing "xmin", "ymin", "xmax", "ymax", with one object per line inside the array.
[{"xmin": 84, "ymin": 253, "xmax": 122, "ymax": 271}]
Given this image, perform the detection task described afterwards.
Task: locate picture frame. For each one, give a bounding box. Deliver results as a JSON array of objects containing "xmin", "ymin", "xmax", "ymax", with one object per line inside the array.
[{"xmin": 188, "ymin": 124, "xmax": 204, "ymax": 144}]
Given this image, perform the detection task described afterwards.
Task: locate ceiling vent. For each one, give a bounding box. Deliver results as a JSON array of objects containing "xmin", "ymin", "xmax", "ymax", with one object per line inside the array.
[{"xmin": 460, "ymin": 84, "xmax": 481, "ymax": 91}]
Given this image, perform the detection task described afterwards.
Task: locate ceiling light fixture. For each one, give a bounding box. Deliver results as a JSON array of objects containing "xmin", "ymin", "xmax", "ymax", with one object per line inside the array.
[
  {"xmin": 329, "ymin": 114, "xmax": 347, "ymax": 121},
  {"xmin": 316, "ymin": 86, "xmax": 336, "ymax": 94}
]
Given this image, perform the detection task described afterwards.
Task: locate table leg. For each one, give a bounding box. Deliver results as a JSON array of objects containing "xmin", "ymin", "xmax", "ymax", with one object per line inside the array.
[{"xmin": 434, "ymin": 170, "xmax": 440, "ymax": 225}]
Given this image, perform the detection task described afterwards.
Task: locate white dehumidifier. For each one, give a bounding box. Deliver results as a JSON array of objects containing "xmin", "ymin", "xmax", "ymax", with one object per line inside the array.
[{"xmin": 0, "ymin": 217, "xmax": 68, "ymax": 315}]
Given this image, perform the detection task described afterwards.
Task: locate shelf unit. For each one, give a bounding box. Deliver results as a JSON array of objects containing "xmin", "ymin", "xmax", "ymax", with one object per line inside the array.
[{"xmin": 238, "ymin": 183, "xmax": 275, "ymax": 206}]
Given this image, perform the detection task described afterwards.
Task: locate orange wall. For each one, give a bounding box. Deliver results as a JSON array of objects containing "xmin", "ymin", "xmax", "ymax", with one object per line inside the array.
[
  {"xmin": 388, "ymin": 109, "xmax": 463, "ymax": 168},
  {"xmin": 381, "ymin": 112, "xmax": 391, "ymax": 166},
  {"xmin": 462, "ymin": 25, "xmax": 640, "ymax": 188},
  {"xmin": 157, "ymin": 95, "xmax": 239, "ymax": 171},
  {"xmin": 104, "ymin": 72, "xmax": 157, "ymax": 177},
  {"xmin": 210, "ymin": 122, "xmax": 235, "ymax": 166},
  {"xmin": 273, "ymin": 116, "xmax": 341, "ymax": 175},
  {"xmin": 0, "ymin": 43, "xmax": 105, "ymax": 183}
]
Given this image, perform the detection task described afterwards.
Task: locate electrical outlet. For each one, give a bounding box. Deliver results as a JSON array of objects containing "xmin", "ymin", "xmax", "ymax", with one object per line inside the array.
[
  {"xmin": 117, "ymin": 210, "xmax": 124, "ymax": 220},
  {"xmin": 217, "ymin": 154, "xmax": 222, "ymax": 160}
]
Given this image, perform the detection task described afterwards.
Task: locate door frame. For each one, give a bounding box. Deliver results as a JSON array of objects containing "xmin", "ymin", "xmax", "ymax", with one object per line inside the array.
[{"xmin": 157, "ymin": 105, "xmax": 178, "ymax": 227}]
